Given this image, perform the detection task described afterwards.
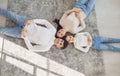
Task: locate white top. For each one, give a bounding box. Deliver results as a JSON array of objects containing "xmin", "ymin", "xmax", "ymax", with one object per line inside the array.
[
  {"xmin": 23, "ymin": 19, "xmax": 56, "ymax": 52},
  {"xmin": 60, "ymin": 9, "xmax": 86, "ymax": 34},
  {"xmin": 74, "ymin": 32, "xmax": 92, "ymax": 53}
]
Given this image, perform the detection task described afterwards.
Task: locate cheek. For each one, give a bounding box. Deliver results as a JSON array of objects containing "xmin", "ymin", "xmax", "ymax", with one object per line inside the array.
[
  {"xmin": 62, "ymin": 31, "xmax": 65, "ymax": 35},
  {"xmin": 68, "ymin": 38, "xmax": 72, "ymax": 43},
  {"xmin": 70, "ymin": 38, "xmax": 72, "ymax": 42},
  {"xmin": 56, "ymin": 44, "xmax": 60, "ymax": 48},
  {"xmin": 55, "ymin": 43, "xmax": 58, "ymax": 47},
  {"xmin": 66, "ymin": 37, "xmax": 69, "ymax": 42},
  {"xmin": 57, "ymin": 32, "xmax": 61, "ymax": 36},
  {"xmin": 55, "ymin": 40, "xmax": 60, "ymax": 46}
]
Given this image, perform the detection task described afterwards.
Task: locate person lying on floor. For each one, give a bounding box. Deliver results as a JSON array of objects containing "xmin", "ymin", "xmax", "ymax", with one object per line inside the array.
[
  {"xmin": 0, "ymin": 8, "xmax": 68, "ymax": 52},
  {"xmin": 56, "ymin": 0, "xmax": 96, "ymax": 38},
  {"xmin": 64, "ymin": 32, "xmax": 120, "ymax": 52}
]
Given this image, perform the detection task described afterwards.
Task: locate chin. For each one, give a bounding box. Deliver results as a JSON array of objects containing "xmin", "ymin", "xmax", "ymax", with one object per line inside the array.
[{"xmin": 56, "ymin": 46, "xmax": 59, "ymax": 49}]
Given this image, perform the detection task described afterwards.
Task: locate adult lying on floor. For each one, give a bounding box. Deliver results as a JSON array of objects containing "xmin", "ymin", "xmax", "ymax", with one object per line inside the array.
[
  {"xmin": 56, "ymin": 0, "xmax": 96, "ymax": 38},
  {"xmin": 0, "ymin": 8, "xmax": 68, "ymax": 52}
]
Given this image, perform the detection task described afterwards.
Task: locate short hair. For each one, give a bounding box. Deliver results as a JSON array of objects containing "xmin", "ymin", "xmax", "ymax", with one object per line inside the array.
[
  {"xmin": 61, "ymin": 38, "xmax": 68, "ymax": 49},
  {"xmin": 63, "ymin": 32, "xmax": 74, "ymax": 40}
]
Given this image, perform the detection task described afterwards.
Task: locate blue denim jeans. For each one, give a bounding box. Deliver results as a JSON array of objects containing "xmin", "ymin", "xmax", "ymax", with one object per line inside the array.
[
  {"xmin": 92, "ymin": 36, "xmax": 120, "ymax": 52},
  {"xmin": 0, "ymin": 8, "xmax": 28, "ymax": 38},
  {"xmin": 75, "ymin": 0, "xmax": 96, "ymax": 15}
]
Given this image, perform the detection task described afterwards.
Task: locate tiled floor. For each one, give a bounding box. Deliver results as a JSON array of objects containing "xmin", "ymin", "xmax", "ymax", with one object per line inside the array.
[
  {"xmin": 95, "ymin": 0, "xmax": 120, "ymax": 76},
  {"xmin": 0, "ymin": 38, "xmax": 85, "ymax": 76}
]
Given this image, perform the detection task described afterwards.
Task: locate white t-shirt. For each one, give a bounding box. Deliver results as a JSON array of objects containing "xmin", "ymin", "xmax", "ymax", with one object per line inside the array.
[
  {"xmin": 60, "ymin": 9, "xmax": 86, "ymax": 34},
  {"xmin": 74, "ymin": 32, "xmax": 92, "ymax": 53},
  {"xmin": 23, "ymin": 19, "xmax": 56, "ymax": 52}
]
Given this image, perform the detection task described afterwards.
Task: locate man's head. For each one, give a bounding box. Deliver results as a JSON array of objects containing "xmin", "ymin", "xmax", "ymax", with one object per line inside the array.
[
  {"xmin": 56, "ymin": 28, "xmax": 67, "ymax": 38},
  {"xmin": 54, "ymin": 38, "xmax": 68, "ymax": 49},
  {"xmin": 65, "ymin": 35, "xmax": 74, "ymax": 44}
]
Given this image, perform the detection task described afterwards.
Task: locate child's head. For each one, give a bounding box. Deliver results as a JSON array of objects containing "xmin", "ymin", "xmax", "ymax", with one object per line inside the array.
[
  {"xmin": 64, "ymin": 33, "xmax": 74, "ymax": 44},
  {"xmin": 54, "ymin": 38, "xmax": 68, "ymax": 49}
]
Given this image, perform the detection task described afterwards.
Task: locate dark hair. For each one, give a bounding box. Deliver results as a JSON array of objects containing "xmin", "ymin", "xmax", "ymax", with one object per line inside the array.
[
  {"xmin": 61, "ymin": 38, "xmax": 68, "ymax": 49},
  {"xmin": 53, "ymin": 19, "xmax": 63, "ymax": 38},
  {"xmin": 63, "ymin": 32, "xmax": 74, "ymax": 41}
]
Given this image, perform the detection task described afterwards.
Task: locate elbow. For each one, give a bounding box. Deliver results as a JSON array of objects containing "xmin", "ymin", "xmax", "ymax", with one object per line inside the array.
[
  {"xmin": 82, "ymin": 24, "xmax": 86, "ymax": 29},
  {"xmin": 42, "ymin": 19, "xmax": 48, "ymax": 23}
]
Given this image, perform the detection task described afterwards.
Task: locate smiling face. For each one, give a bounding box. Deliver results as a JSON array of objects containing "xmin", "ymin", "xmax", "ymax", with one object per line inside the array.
[
  {"xmin": 57, "ymin": 28, "xmax": 66, "ymax": 38},
  {"xmin": 66, "ymin": 35, "xmax": 74, "ymax": 44},
  {"xmin": 54, "ymin": 38, "xmax": 65, "ymax": 48}
]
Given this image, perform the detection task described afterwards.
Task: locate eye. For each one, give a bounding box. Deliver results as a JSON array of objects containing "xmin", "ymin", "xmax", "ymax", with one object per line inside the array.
[{"xmin": 60, "ymin": 43, "xmax": 62, "ymax": 46}]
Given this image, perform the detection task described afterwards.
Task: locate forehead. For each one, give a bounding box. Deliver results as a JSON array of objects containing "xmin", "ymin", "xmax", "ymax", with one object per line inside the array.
[
  {"xmin": 57, "ymin": 30, "xmax": 62, "ymax": 34},
  {"xmin": 67, "ymin": 35, "xmax": 72, "ymax": 38},
  {"xmin": 59, "ymin": 29, "xmax": 64, "ymax": 31},
  {"xmin": 57, "ymin": 38, "xmax": 62, "ymax": 41}
]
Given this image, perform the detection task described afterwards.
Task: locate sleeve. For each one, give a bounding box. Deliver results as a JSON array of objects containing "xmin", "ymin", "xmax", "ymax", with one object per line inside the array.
[
  {"xmin": 33, "ymin": 19, "xmax": 56, "ymax": 33},
  {"xmin": 63, "ymin": 9, "xmax": 74, "ymax": 17},
  {"xmin": 60, "ymin": 9, "xmax": 74, "ymax": 25},
  {"xmin": 74, "ymin": 32, "xmax": 91, "ymax": 53},
  {"xmin": 75, "ymin": 45, "xmax": 90, "ymax": 53},
  {"xmin": 83, "ymin": 32, "xmax": 91, "ymax": 36},
  {"xmin": 75, "ymin": 19, "xmax": 86, "ymax": 33},
  {"xmin": 23, "ymin": 37, "xmax": 51, "ymax": 52}
]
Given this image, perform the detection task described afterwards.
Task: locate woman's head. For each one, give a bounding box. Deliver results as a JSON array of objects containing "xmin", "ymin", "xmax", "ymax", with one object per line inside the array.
[
  {"xmin": 54, "ymin": 38, "xmax": 68, "ymax": 49},
  {"xmin": 57, "ymin": 28, "xmax": 67, "ymax": 38},
  {"xmin": 53, "ymin": 19, "xmax": 67, "ymax": 38}
]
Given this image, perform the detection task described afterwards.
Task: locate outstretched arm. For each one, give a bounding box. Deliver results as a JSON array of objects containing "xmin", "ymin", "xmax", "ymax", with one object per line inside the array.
[{"xmin": 34, "ymin": 19, "xmax": 56, "ymax": 33}]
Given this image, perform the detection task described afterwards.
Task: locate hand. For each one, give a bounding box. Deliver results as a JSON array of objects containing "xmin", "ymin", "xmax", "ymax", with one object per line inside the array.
[
  {"xmin": 21, "ymin": 29, "xmax": 27, "ymax": 38},
  {"xmin": 87, "ymin": 36, "xmax": 92, "ymax": 45},
  {"xmin": 72, "ymin": 8, "xmax": 81, "ymax": 13},
  {"xmin": 75, "ymin": 12, "xmax": 81, "ymax": 20},
  {"xmin": 72, "ymin": 8, "xmax": 81, "ymax": 20},
  {"xmin": 65, "ymin": 10, "xmax": 73, "ymax": 16},
  {"xmin": 24, "ymin": 20, "xmax": 34, "ymax": 25}
]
